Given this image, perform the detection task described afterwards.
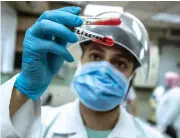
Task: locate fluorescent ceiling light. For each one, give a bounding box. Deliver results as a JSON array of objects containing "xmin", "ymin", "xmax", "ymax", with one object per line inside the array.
[
  {"xmin": 151, "ymin": 13, "xmax": 180, "ymax": 24},
  {"xmin": 84, "ymin": 4, "xmax": 123, "ymax": 16}
]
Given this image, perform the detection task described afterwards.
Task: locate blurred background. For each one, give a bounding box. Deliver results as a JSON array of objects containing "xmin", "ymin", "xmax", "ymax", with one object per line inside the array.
[{"xmin": 1, "ymin": 1, "xmax": 180, "ymax": 121}]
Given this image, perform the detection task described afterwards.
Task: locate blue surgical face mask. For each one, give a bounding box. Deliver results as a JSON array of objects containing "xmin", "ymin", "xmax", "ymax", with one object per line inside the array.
[{"xmin": 71, "ymin": 61, "xmax": 130, "ymax": 111}]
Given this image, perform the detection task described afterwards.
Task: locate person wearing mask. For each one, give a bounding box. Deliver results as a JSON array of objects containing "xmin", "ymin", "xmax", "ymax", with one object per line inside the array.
[
  {"xmin": 1, "ymin": 6, "xmax": 165, "ymax": 138},
  {"xmin": 156, "ymin": 72, "xmax": 180, "ymax": 138}
]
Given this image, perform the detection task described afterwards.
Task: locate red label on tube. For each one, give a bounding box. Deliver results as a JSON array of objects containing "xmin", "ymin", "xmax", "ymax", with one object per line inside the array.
[{"xmin": 92, "ymin": 36, "xmax": 114, "ymax": 47}]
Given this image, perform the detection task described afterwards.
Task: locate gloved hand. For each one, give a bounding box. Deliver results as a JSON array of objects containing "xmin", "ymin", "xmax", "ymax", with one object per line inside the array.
[{"xmin": 14, "ymin": 7, "xmax": 83, "ymax": 100}]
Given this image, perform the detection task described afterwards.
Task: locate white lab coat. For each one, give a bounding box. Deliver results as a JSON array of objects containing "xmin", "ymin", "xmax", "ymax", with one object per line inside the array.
[
  {"xmin": 156, "ymin": 87, "xmax": 180, "ymax": 138},
  {"xmin": 1, "ymin": 75, "xmax": 165, "ymax": 138}
]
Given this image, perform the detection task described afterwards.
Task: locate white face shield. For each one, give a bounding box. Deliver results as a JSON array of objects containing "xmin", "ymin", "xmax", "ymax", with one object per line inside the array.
[{"xmin": 68, "ymin": 11, "xmax": 150, "ymax": 80}]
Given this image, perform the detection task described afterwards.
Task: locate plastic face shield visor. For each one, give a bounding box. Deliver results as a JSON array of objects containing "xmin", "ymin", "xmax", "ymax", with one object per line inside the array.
[{"xmin": 68, "ymin": 11, "xmax": 150, "ymax": 81}]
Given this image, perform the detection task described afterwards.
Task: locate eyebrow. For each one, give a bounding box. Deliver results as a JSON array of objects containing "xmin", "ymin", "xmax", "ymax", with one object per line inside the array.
[
  {"xmin": 112, "ymin": 53, "xmax": 134, "ymax": 61},
  {"xmin": 88, "ymin": 45, "xmax": 104, "ymax": 53},
  {"xmin": 88, "ymin": 44, "xmax": 135, "ymax": 62}
]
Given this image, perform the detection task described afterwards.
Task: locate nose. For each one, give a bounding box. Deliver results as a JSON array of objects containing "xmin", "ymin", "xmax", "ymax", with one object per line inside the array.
[
  {"xmin": 104, "ymin": 56, "xmax": 113, "ymax": 66},
  {"xmin": 104, "ymin": 57, "xmax": 112, "ymax": 65}
]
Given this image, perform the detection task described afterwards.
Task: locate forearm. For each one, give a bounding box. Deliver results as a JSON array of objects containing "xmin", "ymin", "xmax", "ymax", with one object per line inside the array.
[
  {"xmin": 1, "ymin": 75, "xmax": 40, "ymax": 137},
  {"xmin": 9, "ymin": 87, "xmax": 28, "ymax": 118}
]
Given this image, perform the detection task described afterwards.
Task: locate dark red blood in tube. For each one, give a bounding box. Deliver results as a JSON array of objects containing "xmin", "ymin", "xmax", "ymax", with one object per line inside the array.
[
  {"xmin": 92, "ymin": 36, "xmax": 114, "ymax": 46},
  {"xmin": 91, "ymin": 18, "xmax": 121, "ymax": 26}
]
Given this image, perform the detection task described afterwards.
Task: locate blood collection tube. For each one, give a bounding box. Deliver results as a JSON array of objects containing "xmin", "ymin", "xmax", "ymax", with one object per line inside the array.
[
  {"xmin": 74, "ymin": 27, "xmax": 114, "ymax": 46},
  {"xmin": 82, "ymin": 17, "xmax": 121, "ymax": 26},
  {"xmin": 72, "ymin": 17, "xmax": 120, "ymax": 46}
]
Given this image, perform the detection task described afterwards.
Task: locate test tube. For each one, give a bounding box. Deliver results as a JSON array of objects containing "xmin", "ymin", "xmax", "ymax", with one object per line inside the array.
[
  {"xmin": 82, "ymin": 17, "xmax": 121, "ymax": 26},
  {"xmin": 72, "ymin": 17, "xmax": 120, "ymax": 46},
  {"xmin": 74, "ymin": 27, "xmax": 114, "ymax": 46}
]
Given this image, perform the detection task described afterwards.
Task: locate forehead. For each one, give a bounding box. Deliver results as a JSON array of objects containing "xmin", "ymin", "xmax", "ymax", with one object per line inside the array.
[{"xmin": 84, "ymin": 41, "xmax": 132, "ymax": 56}]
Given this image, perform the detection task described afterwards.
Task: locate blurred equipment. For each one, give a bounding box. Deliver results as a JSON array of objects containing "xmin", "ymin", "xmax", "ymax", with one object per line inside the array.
[
  {"xmin": 1, "ymin": 2, "xmax": 17, "ymax": 73},
  {"xmin": 134, "ymin": 44, "xmax": 160, "ymax": 88}
]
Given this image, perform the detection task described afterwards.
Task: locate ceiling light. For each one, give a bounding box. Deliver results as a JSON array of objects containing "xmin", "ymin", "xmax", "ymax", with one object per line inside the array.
[
  {"xmin": 151, "ymin": 13, "xmax": 180, "ymax": 24},
  {"xmin": 83, "ymin": 4, "xmax": 123, "ymax": 17}
]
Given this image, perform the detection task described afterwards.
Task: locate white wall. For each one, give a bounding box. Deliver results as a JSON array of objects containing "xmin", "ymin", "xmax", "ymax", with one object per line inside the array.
[
  {"xmin": 158, "ymin": 44, "xmax": 180, "ymax": 85},
  {"xmin": 1, "ymin": 2, "xmax": 17, "ymax": 73}
]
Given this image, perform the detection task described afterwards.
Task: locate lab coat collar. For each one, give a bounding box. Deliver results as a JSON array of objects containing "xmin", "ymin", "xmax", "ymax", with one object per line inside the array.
[
  {"xmin": 51, "ymin": 99, "xmax": 141, "ymax": 138},
  {"xmin": 108, "ymin": 106, "xmax": 141, "ymax": 138},
  {"xmin": 51, "ymin": 99, "xmax": 87, "ymax": 136}
]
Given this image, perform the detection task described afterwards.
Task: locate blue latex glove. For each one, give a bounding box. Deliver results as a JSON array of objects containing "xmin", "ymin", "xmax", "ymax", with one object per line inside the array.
[{"xmin": 14, "ymin": 7, "xmax": 83, "ymax": 100}]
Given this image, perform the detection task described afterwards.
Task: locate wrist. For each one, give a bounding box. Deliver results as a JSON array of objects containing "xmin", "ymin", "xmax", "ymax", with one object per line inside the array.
[
  {"xmin": 13, "ymin": 87, "xmax": 28, "ymax": 101},
  {"xmin": 10, "ymin": 87, "xmax": 28, "ymax": 118},
  {"xmin": 15, "ymin": 74, "xmax": 51, "ymax": 100}
]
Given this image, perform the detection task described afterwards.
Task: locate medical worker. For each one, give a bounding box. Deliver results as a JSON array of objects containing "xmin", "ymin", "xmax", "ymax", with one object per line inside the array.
[
  {"xmin": 149, "ymin": 85, "xmax": 166, "ymax": 125},
  {"xmin": 1, "ymin": 6, "xmax": 165, "ymax": 138},
  {"xmin": 156, "ymin": 72, "xmax": 180, "ymax": 138}
]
